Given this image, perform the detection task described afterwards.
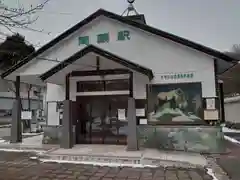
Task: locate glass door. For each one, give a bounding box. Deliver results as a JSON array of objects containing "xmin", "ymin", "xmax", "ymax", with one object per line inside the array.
[
  {"xmin": 76, "ymin": 95, "xmax": 128, "ymax": 145},
  {"xmin": 103, "ymin": 95, "xmax": 128, "ymax": 145}
]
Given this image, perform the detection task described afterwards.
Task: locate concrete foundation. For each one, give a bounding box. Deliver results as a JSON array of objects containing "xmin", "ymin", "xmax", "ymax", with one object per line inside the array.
[
  {"xmin": 60, "ymin": 100, "xmax": 73, "ymax": 149},
  {"xmin": 137, "ymin": 125, "xmax": 226, "ymax": 153}
]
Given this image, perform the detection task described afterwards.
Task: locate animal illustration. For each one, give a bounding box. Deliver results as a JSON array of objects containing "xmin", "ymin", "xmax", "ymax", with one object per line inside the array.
[{"xmin": 156, "ymin": 88, "xmax": 188, "ymax": 110}]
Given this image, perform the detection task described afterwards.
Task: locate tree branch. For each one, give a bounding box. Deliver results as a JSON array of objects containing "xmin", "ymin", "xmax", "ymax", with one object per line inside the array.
[
  {"xmin": 6, "ymin": 81, "xmax": 16, "ymax": 94},
  {"xmin": 0, "ymin": 0, "xmax": 51, "ymax": 33}
]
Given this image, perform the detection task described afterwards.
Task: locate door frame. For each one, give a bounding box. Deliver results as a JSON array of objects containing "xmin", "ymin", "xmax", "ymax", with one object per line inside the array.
[{"xmin": 75, "ymin": 95, "xmax": 129, "ymax": 145}]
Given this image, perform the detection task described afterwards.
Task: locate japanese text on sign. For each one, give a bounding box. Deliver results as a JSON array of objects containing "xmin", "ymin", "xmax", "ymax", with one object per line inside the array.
[
  {"xmin": 78, "ymin": 30, "xmax": 131, "ymax": 45},
  {"xmin": 160, "ymin": 72, "xmax": 194, "ymax": 80}
]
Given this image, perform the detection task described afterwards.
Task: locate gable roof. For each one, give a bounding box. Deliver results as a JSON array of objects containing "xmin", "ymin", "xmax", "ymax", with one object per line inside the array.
[
  {"xmin": 1, "ymin": 8, "xmax": 239, "ymax": 79},
  {"xmin": 40, "ymin": 45, "xmax": 154, "ymax": 81}
]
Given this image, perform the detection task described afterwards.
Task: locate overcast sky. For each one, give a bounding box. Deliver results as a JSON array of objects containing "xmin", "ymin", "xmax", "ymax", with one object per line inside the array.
[{"xmin": 1, "ymin": 0, "xmax": 240, "ymax": 52}]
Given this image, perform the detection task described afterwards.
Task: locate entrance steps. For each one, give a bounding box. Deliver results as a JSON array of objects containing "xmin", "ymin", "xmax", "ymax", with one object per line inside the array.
[{"xmin": 37, "ymin": 145, "xmax": 208, "ymax": 168}]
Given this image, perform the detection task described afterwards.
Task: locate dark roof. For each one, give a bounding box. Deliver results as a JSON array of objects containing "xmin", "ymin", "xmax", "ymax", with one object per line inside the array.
[
  {"xmin": 1, "ymin": 8, "xmax": 239, "ymax": 79},
  {"xmin": 40, "ymin": 45, "xmax": 154, "ymax": 81},
  {"xmin": 125, "ymin": 14, "xmax": 146, "ymax": 24}
]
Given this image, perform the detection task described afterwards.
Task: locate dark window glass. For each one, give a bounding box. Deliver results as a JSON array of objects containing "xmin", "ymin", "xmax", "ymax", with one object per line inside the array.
[
  {"xmin": 77, "ymin": 81, "xmax": 104, "ymax": 92},
  {"xmin": 105, "ymin": 79, "xmax": 129, "ymax": 91},
  {"xmin": 77, "ymin": 79, "xmax": 129, "ymax": 92}
]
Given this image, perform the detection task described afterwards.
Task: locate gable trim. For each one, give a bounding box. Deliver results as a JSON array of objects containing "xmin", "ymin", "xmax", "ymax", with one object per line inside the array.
[
  {"xmin": 1, "ymin": 9, "xmax": 238, "ymax": 79},
  {"xmin": 39, "ymin": 45, "xmax": 154, "ymax": 81}
]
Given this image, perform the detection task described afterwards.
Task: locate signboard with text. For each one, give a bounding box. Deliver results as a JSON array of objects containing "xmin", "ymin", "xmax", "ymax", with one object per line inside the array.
[
  {"xmin": 78, "ymin": 30, "xmax": 131, "ymax": 45},
  {"xmin": 160, "ymin": 72, "xmax": 194, "ymax": 80}
]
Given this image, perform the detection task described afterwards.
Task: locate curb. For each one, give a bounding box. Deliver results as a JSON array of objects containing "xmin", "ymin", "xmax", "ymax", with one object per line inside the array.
[{"xmin": 37, "ymin": 153, "xmax": 205, "ymax": 169}]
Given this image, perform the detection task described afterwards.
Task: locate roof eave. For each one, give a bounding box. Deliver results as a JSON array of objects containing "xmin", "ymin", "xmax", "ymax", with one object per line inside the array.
[
  {"xmin": 1, "ymin": 8, "xmax": 238, "ymax": 79},
  {"xmin": 40, "ymin": 45, "xmax": 154, "ymax": 81}
]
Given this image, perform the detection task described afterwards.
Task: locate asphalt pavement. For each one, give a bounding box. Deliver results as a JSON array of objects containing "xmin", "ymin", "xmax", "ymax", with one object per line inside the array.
[
  {"xmin": 213, "ymin": 131, "xmax": 240, "ymax": 180},
  {"xmin": 0, "ymin": 151, "xmax": 214, "ymax": 180}
]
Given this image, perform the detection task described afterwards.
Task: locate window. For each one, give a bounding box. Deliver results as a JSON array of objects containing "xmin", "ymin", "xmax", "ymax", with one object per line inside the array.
[
  {"xmin": 77, "ymin": 81, "xmax": 104, "ymax": 92},
  {"xmin": 77, "ymin": 79, "xmax": 130, "ymax": 92},
  {"xmin": 105, "ymin": 79, "xmax": 129, "ymax": 91}
]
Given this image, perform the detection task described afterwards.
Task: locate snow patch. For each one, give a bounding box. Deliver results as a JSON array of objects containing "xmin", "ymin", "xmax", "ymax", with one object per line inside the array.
[
  {"xmin": 22, "ymin": 132, "xmax": 43, "ymax": 136},
  {"xmin": 30, "ymin": 156, "xmax": 38, "ymax": 160},
  {"xmin": 0, "ymin": 138, "xmax": 6, "ymax": 143},
  {"xmin": 207, "ymin": 168, "xmax": 219, "ymax": 180},
  {"xmin": 224, "ymin": 135, "xmax": 240, "ymax": 145},
  {"xmin": 0, "ymin": 124, "xmax": 11, "ymax": 128},
  {"xmin": 222, "ymin": 127, "xmax": 240, "ymax": 133},
  {"xmin": 0, "ymin": 148, "xmax": 45, "ymax": 153}
]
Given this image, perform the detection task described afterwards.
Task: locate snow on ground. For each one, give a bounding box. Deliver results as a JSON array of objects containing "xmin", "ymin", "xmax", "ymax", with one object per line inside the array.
[
  {"xmin": 222, "ymin": 126, "xmax": 240, "ymax": 145},
  {"xmin": 222, "ymin": 127, "xmax": 240, "ymax": 133},
  {"xmin": 207, "ymin": 168, "xmax": 219, "ymax": 180},
  {"xmin": 22, "ymin": 134, "xmax": 43, "ymax": 145},
  {"xmin": 224, "ymin": 135, "xmax": 240, "ymax": 145}
]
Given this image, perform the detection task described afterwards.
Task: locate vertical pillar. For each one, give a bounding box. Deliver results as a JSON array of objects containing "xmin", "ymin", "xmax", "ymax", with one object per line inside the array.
[
  {"xmin": 61, "ymin": 74, "xmax": 73, "ymax": 148},
  {"xmin": 129, "ymin": 71, "xmax": 133, "ymax": 98},
  {"xmin": 10, "ymin": 76, "xmax": 22, "ymax": 143},
  {"xmin": 219, "ymin": 81, "xmax": 225, "ymax": 123},
  {"xmin": 127, "ymin": 97, "xmax": 138, "ymax": 151},
  {"xmin": 60, "ymin": 100, "xmax": 73, "ymax": 148},
  {"xmin": 65, "ymin": 74, "xmax": 70, "ymax": 100}
]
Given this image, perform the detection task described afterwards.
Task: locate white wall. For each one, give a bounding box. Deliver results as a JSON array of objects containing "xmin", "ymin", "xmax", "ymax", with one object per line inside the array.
[
  {"xmin": 225, "ymin": 96, "xmax": 240, "ymax": 123},
  {"xmin": 17, "ymin": 16, "xmax": 216, "ymax": 98},
  {"xmin": 46, "ymin": 83, "xmax": 65, "ymax": 102},
  {"xmin": 47, "ymin": 102, "xmax": 60, "ymax": 125},
  {"xmin": 225, "ymin": 102, "xmax": 240, "ymax": 123},
  {"xmin": 17, "ymin": 16, "xmax": 216, "ymax": 125},
  {"xmin": 46, "ymin": 71, "xmax": 147, "ymax": 125}
]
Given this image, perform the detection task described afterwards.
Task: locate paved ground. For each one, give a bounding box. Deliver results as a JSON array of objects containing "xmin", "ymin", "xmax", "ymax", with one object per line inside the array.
[
  {"xmin": 0, "ymin": 127, "xmax": 39, "ymax": 142},
  {"xmin": 1, "ymin": 134, "xmax": 39, "ymax": 142},
  {"xmin": 0, "ymin": 127, "xmax": 10, "ymax": 138},
  {"xmin": 0, "ymin": 116, "xmax": 39, "ymax": 142},
  {"xmin": 0, "ymin": 151, "xmax": 214, "ymax": 180},
  {"xmin": 215, "ymin": 136, "xmax": 240, "ymax": 180}
]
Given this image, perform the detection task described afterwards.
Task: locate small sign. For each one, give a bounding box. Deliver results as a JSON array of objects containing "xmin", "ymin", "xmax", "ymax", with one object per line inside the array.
[
  {"xmin": 118, "ymin": 109, "xmax": 126, "ymax": 120},
  {"xmin": 97, "ymin": 33, "xmax": 109, "ymax": 44},
  {"xmin": 139, "ymin": 119, "xmax": 148, "ymax": 125},
  {"xmin": 21, "ymin": 111, "xmax": 32, "ymax": 120},
  {"xmin": 204, "ymin": 110, "xmax": 219, "ymax": 120},
  {"xmin": 136, "ymin": 109, "xmax": 145, "ymax": 117},
  {"xmin": 79, "ymin": 36, "xmax": 89, "ymax": 45},
  {"xmin": 78, "ymin": 30, "xmax": 131, "ymax": 45},
  {"xmin": 117, "ymin": 30, "xmax": 130, "ymax": 41},
  {"xmin": 160, "ymin": 72, "xmax": 194, "ymax": 80},
  {"xmin": 206, "ymin": 98, "xmax": 215, "ymax": 110}
]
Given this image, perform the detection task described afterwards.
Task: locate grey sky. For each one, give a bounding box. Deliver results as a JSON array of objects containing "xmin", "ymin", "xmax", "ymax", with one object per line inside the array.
[{"xmin": 2, "ymin": 0, "xmax": 240, "ymax": 51}]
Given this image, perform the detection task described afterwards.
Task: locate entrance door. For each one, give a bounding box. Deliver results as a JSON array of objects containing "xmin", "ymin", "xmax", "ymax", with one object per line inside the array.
[{"xmin": 76, "ymin": 95, "xmax": 128, "ymax": 145}]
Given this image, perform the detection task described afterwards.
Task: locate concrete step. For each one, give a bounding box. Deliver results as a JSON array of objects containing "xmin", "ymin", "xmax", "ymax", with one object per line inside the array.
[{"xmin": 38, "ymin": 152, "xmax": 203, "ymax": 168}]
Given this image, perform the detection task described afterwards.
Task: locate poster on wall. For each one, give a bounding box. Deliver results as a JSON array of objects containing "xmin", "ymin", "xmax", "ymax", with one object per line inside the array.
[
  {"xmin": 149, "ymin": 83, "xmax": 204, "ymax": 124},
  {"xmin": 206, "ymin": 98, "xmax": 215, "ymax": 110},
  {"xmin": 118, "ymin": 109, "xmax": 126, "ymax": 121}
]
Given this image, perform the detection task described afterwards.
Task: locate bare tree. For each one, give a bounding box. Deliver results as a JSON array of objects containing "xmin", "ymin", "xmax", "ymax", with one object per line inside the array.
[
  {"xmin": 0, "ymin": 0, "xmax": 50, "ymax": 33},
  {"xmin": 6, "ymin": 80, "xmax": 16, "ymax": 95},
  {"xmin": 232, "ymin": 44, "xmax": 240, "ymax": 54}
]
